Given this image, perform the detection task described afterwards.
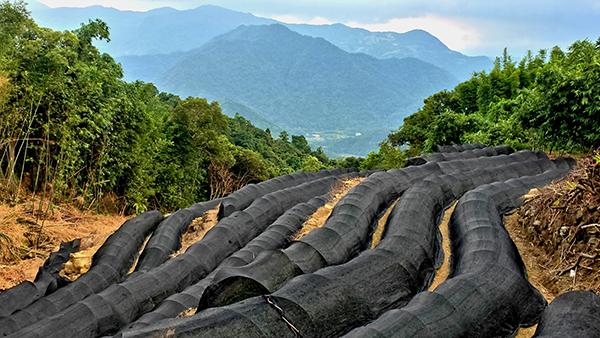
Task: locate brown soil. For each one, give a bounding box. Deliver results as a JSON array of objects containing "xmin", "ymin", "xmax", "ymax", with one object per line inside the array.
[
  {"xmin": 370, "ymin": 198, "xmax": 399, "ymax": 248},
  {"xmin": 505, "ymin": 212, "xmax": 557, "ymax": 302},
  {"xmin": 177, "ymin": 307, "xmax": 198, "ymax": 318},
  {"xmin": 294, "ymin": 177, "xmax": 364, "ymax": 240},
  {"xmin": 506, "ymin": 155, "xmax": 599, "ymax": 337},
  {"xmin": 0, "ymin": 198, "xmax": 127, "ymax": 290},
  {"xmin": 511, "ymin": 156, "xmax": 599, "ymax": 295},
  {"xmin": 428, "ymin": 203, "xmax": 456, "ymax": 291}
]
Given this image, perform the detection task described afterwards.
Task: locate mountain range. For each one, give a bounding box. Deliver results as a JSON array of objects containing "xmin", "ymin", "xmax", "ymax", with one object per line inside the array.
[
  {"xmin": 29, "ymin": 2, "xmax": 492, "ymax": 156},
  {"xmin": 31, "ymin": 3, "xmax": 275, "ymax": 56},
  {"xmin": 287, "ymin": 24, "xmax": 491, "ymax": 81}
]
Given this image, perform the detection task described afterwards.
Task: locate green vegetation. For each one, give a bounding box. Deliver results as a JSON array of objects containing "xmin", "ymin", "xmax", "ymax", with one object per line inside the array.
[
  {"xmin": 364, "ymin": 39, "xmax": 600, "ymax": 169},
  {"xmin": 0, "ymin": 1, "xmax": 328, "ymax": 213},
  {"xmin": 3, "ymin": 1, "xmax": 596, "ymax": 209},
  {"xmin": 121, "ymin": 24, "xmax": 457, "ymax": 157}
]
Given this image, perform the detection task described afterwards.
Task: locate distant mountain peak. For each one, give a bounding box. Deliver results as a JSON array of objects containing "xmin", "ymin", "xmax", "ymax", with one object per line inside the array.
[{"xmin": 398, "ymin": 29, "xmax": 448, "ymax": 48}]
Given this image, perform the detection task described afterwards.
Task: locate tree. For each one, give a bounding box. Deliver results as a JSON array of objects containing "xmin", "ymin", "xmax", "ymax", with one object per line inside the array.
[
  {"xmin": 0, "ymin": 2, "xmax": 329, "ymax": 213},
  {"xmin": 383, "ymin": 37, "xmax": 599, "ymax": 158},
  {"xmin": 302, "ymin": 156, "xmax": 326, "ymax": 172}
]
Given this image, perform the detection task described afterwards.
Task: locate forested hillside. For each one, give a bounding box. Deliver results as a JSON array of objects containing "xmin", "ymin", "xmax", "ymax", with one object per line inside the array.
[
  {"xmin": 364, "ymin": 39, "xmax": 600, "ymax": 169},
  {"xmin": 0, "ymin": 2, "xmax": 328, "ymax": 213},
  {"xmin": 124, "ymin": 24, "xmax": 456, "ymax": 157}
]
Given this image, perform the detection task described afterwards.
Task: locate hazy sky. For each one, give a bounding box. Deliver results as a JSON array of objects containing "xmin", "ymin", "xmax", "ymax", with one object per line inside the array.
[{"xmin": 37, "ymin": 0, "xmax": 600, "ymax": 56}]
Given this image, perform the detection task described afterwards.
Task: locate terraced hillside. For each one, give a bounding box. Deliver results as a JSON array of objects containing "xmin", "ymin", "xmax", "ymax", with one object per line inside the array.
[{"xmin": 1, "ymin": 145, "xmax": 598, "ymax": 338}]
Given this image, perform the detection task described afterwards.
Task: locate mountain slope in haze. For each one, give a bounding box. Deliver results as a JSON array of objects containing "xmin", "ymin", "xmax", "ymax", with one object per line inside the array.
[
  {"xmin": 117, "ymin": 52, "xmax": 186, "ymax": 84},
  {"xmin": 147, "ymin": 24, "xmax": 456, "ymax": 155},
  {"xmin": 287, "ymin": 23, "xmax": 492, "ymax": 81},
  {"xmin": 30, "ymin": 2, "xmax": 490, "ymax": 80},
  {"xmin": 31, "ymin": 3, "xmax": 275, "ymax": 56}
]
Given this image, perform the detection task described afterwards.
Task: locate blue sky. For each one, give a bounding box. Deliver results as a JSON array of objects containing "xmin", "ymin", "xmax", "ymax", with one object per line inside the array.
[{"xmin": 38, "ymin": 0, "xmax": 600, "ymax": 57}]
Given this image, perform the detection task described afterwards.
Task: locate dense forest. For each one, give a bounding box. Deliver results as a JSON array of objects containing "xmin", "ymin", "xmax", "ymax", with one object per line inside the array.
[
  {"xmin": 364, "ymin": 37, "xmax": 599, "ymax": 168},
  {"xmin": 0, "ymin": 1, "xmax": 330, "ymax": 213}
]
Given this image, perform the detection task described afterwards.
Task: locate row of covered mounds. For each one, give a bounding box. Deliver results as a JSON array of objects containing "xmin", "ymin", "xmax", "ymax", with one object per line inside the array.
[
  {"xmin": 436, "ymin": 143, "xmax": 485, "ymax": 153},
  {"xmin": 195, "ymin": 163, "xmax": 442, "ymax": 311},
  {"xmin": 134, "ymin": 169, "xmax": 355, "ymax": 273},
  {"xmin": 0, "ymin": 239, "xmax": 80, "ymax": 317},
  {"xmin": 7, "ymin": 171, "xmax": 354, "ymax": 338},
  {"xmin": 345, "ymin": 158, "xmax": 574, "ymax": 337},
  {"xmin": 125, "ymin": 194, "xmax": 329, "ymax": 329},
  {"xmin": 218, "ymin": 168, "xmax": 355, "ymax": 218},
  {"xmin": 406, "ymin": 145, "xmax": 513, "ymax": 166},
  {"xmin": 534, "ymin": 291, "xmax": 600, "ymax": 337},
  {"xmin": 192, "ymin": 147, "xmax": 521, "ymax": 312},
  {"xmin": 117, "ymin": 151, "xmax": 566, "ymax": 337},
  {"xmin": 0, "ymin": 210, "xmax": 163, "ymax": 336},
  {"xmin": 133, "ymin": 198, "xmax": 223, "ymax": 273}
]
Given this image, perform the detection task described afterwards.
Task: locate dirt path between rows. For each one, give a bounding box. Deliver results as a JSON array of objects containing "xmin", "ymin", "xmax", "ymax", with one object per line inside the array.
[
  {"xmin": 428, "ymin": 203, "xmax": 456, "ymax": 291},
  {"xmin": 294, "ymin": 177, "xmax": 364, "ymax": 240},
  {"xmin": 370, "ymin": 198, "xmax": 400, "ymax": 248}
]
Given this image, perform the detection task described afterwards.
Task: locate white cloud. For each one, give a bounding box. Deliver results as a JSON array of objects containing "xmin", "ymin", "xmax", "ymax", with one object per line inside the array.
[
  {"xmin": 346, "ymin": 15, "xmax": 481, "ymax": 51},
  {"xmin": 270, "ymin": 15, "xmax": 335, "ymax": 25}
]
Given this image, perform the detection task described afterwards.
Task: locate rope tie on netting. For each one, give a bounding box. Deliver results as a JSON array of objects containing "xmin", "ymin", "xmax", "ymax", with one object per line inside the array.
[{"xmin": 262, "ymin": 295, "xmax": 302, "ymax": 337}]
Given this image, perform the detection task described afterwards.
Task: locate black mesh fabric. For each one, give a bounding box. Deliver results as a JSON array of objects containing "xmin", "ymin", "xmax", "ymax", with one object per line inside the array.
[
  {"xmin": 436, "ymin": 143, "xmax": 486, "ymax": 153},
  {"xmin": 134, "ymin": 198, "xmax": 223, "ymax": 272},
  {"xmin": 114, "ymin": 155, "xmax": 573, "ymax": 338},
  {"xmin": 406, "ymin": 145, "xmax": 513, "ymax": 166},
  {"xmin": 218, "ymin": 168, "xmax": 356, "ymax": 218},
  {"xmin": 8, "ymin": 174, "xmax": 348, "ymax": 338},
  {"xmin": 345, "ymin": 160, "xmax": 574, "ymax": 338},
  {"xmin": 193, "ymin": 152, "xmax": 554, "ymax": 312},
  {"xmin": 534, "ymin": 291, "xmax": 600, "ymax": 337},
  {"xmin": 124, "ymin": 195, "xmax": 329, "ymax": 330},
  {"xmin": 2, "ymin": 152, "xmax": 579, "ymax": 338}
]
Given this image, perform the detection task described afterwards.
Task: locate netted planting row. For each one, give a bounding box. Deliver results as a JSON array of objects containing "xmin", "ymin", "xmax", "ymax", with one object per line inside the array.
[
  {"xmin": 218, "ymin": 168, "xmax": 355, "ymax": 218},
  {"xmin": 115, "ymin": 152, "xmax": 569, "ymax": 337},
  {"xmin": 133, "ymin": 198, "xmax": 223, "ymax": 272},
  {"xmin": 5, "ymin": 172, "xmax": 355, "ymax": 338},
  {"xmin": 127, "ymin": 194, "xmax": 329, "ymax": 329},
  {"xmin": 346, "ymin": 159, "xmax": 574, "ymax": 337},
  {"xmin": 406, "ymin": 145, "xmax": 513, "ymax": 166},
  {"xmin": 436, "ymin": 143, "xmax": 485, "ymax": 153}
]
